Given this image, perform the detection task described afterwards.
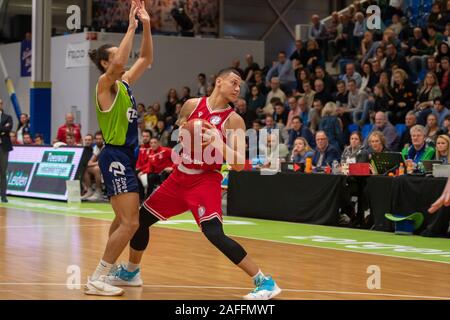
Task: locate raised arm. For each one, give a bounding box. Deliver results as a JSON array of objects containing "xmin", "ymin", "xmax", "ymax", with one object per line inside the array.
[{"xmin": 123, "ymin": 1, "xmax": 154, "ymax": 85}]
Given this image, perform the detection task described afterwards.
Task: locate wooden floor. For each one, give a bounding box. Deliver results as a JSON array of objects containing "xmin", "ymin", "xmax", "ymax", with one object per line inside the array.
[{"xmin": 0, "ymin": 207, "xmax": 449, "ymax": 300}]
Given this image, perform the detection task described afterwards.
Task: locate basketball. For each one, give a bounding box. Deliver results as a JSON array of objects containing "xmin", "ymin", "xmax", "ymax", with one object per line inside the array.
[{"xmin": 180, "ymin": 118, "xmax": 211, "ymax": 152}]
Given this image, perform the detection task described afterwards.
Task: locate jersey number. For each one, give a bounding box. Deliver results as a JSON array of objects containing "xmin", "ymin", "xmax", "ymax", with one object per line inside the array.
[{"xmin": 127, "ymin": 108, "xmax": 138, "ymax": 123}]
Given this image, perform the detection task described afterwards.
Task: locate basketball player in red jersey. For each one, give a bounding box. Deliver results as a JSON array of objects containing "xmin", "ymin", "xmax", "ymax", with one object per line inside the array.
[{"xmin": 106, "ymin": 68, "xmax": 281, "ymax": 300}]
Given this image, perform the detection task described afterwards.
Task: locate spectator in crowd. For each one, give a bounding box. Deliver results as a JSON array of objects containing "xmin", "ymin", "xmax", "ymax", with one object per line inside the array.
[
  {"xmin": 369, "ymin": 83, "xmax": 391, "ymax": 115},
  {"xmin": 254, "ymin": 70, "xmax": 269, "ymax": 96},
  {"xmin": 290, "ymin": 40, "xmax": 308, "ymax": 68},
  {"xmin": 341, "ymin": 63, "xmax": 363, "ymax": 89},
  {"xmin": 291, "ymin": 137, "xmax": 314, "ymax": 164},
  {"xmin": 319, "ymin": 102, "xmax": 344, "ymax": 151},
  {"xmin": 10, "ymin": 131, "xmax": 17, "ymax": 145},
  {"xmin": 437, "ymin": 57, "xmax": 450, "ymax": 103},
  {"xmin": 435, "ymin": 134, "xmax": 450, "ymax": 164},
  {"xmin": 368, "ymin": 111, "xmax": 400, "ymax": 151},
  {"xmin": 296, "ymin": 68, "xmax": 313, "ymax": 93},
  {"xmin": 424, "ymin": 24, "xmax": 444, "ymax": 56},
  {"xmin": 312, "ymin": 131, "xmax": 341, "ymax": 169},
  {"xmin": 287, "ymin": 116, "xmax": 315, "ymax": 150},
  {"xmin": 137, "ymin": 103, "xmax": 146, "ymax": 123},
  {"xmin": 309, "ymin": 99, "xmax": 324, "ymax": 133},
  {"xmin": 34, "ymin": 134, "xmax": 44, "ymax": 145},
  {"xmin": 341, "ymin": 131, "xmax": 369, "ymax": 163},
  {"xmin": 329, "ymin": 13, "xmax": 344, "ymax": 62},
  {"xmin": 360, "ymin": 62, "xmax": 377, "ymax": 93},
  {"xmin": 419, "ymin": 56, "xmax": 441, "ymax": 83},
  {"xmin": 401, "ymin": 125, "xmax": 435, "ymax": 164},
  {"xmin": 247, "ymin": 85, "xmax": 266, "ymax": 116},
  {"xmin": 436, "ymin": 42, "xmax": 450, "ymax": 64},
  {"xmin": 0, "ymin": 99, "xmax": 13, "ymax": 202},
  {"xmin": 56, "ymin": 113, "xmax": 82, "ymax": 144},
  {"xmin": 371, "ymin": 58, "xmax": 383, "ymax": 84},
  {"xmin": 297, "ymin": 96, "xmax": 311, "ymax": 126},
  {"xmin": 407, "ymin": 27, "xmax": 429, "ymax": 77},
  {"xmin": 367, "ymin": 131, "xmax": 387, "ymax": 157},
  {"xmin": 197, "ymin": 73, "xmax": 207, "ymax": 97},
  {"xmin": 273, "ymin": 102, "xmax": 289, "ymax": 126},
  {"xmin": 308, "ymin": 14, "xmax": 328, "ymax": 48},
  {"xmin": 265, "ymin": 77, "xmax": 286, "ymax": 114},
  {"xmin": 344, "ymin": 79, "xmax": 369, "ymax": 125},
  {"xmin": 165, "ymin": 88, "xmax": 179, "ymax": 118},
  {"xmin": 152, "ymin": 120, "xmax": 170, "ymax": 147},
  {"xmin": 136, "ymin": 129, "xmax": 152, "ymax": 201},
  {"xmin": 300, "ymin": 80, "xmax": 316, "ymax": 110},
  {"xmin": 81, "ymin": 131, "xmax": 104, "ymax": 202},
  {"xmin": 315, "ymin": 65, "xmax": 337, "ymax": 95},
  {"xmin": 235, "ymin": 98, "xmax": 257, "ymax": 130},
  {"xmin": 415, "ymin": 72, "xmax": 443, "ymax": 125},
  {"xmin": 152, "ymin": 102, "xmax": 163, "ymax": 119},
  {"xmin": 361, "ymin": 31, "xmax": 376, "ymax": 65},
  {"xmin": 425, "ymin": 112, "xmax": 440, "ymax": 144},
  {"xmin": 16, "ymin": 113, "xmax": 30, "ymax": 145},
  {"xmin": 399, "ymin": 111, "xmax": 417, "ymax": 149},
  {"xmin": 433, "ymin": 97, "xmax": 450, "ymax": 127},
  {"xmin": 389, "ymin": 14, "xmax": 404, "ymax": 36},
  {"xmin": 391, "ymin": 69, "xmax": 416, "ymax": 124},
  {"xmin": 265, "ymin": 51, "xmax": 297, "ymax": 94},
  {"xmin": 334, "ymin": 80, "xmax": 349, "ymax": 108},
  {"xmin": 231, "ymin": 58, "xmax": 245, "ymax": 79},
  {"xmin": 353, "ymin": 12, "xmax": 366, "ymax": 43},
  {"xmin": 144, "ymin": 105, "xmax": 158, "ymax": 130},
  {"xmin": 385, "ymin": 43, "xmax": 412, "ymax": 77},
  {"xmin": 304, "ymin": 40, "xmax": 324, "ymax": 73},
  {"xmin": 180, "ymin": 86, "xmax": 191, "ymax": 104},
  {"xmin": 22, "ymin": 133, "xmax": 33, "ymax": 145},
  {"xmin": 138, "ymin": 137, "xmax": 174, "ymax": 198},
  {"xmin": 286, "ymin": 96, "xmax": 301, "ymax": 129},
  {"xmin": 313, "ymin": 79, "xmax": 333, "ymax": 106},
  {"xmin": 263, "ymin": 115, "xmax": 288, "ymax": 144},
  {"xmin": 244, "ymin": 54, "xmax": 261, "ymax": 85},
  {"xmin": 83, "ymin": 134, "xmax": 94, "ymax": 148},
  {"xmin": 65, "ymin": 133, "xmax": 80, "ymax": 147}
]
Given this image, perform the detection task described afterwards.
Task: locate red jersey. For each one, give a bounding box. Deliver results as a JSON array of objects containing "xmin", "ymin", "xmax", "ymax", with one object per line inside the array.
[
  {"xmin": 145, "ymin": 146, "xmax": 174, "ymax": 174},
  {"xmin": 56, "ymin": 123, "xmax": 82, "ymax": 144},
  {"xmin": 136, "ymin": 143, "xmax": 151, "ymax": 172},
  {"xmin": 180, "ymin": 97, "xmax": 235, "ymax": 172}
]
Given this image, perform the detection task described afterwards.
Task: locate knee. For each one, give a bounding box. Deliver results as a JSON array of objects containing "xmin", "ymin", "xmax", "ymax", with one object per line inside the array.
[{"xmin": 121, "ymin": 215, "xmax": 140, "ymax": 235}]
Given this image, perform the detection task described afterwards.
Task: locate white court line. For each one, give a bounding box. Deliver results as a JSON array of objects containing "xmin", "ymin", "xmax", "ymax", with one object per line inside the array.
[
  {"xmin": 0, "ymin": 224, "xmax": 110, "ymax": 229},
  {"xmin": 0, "ymin": 283, "xmax": 448, "ymax": 300}
]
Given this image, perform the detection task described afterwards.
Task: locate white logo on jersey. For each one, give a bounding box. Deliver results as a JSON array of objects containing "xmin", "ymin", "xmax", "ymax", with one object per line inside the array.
[
  {"xmin": 127, "ymin": 107, "xmax": 138, "ymax": 123},
  {"xmin": 198, "ymin": 206, "xmax": 206, "ymax": 218},
  {"xmin": 198, "ymin": 112, "xmax": 203, "ymax": 117},
  {"xmin": 109, "ymin": 162, "xmax": 126, "ymax": 177},
  {"xmin": 210, "ymin": 115, "xmax": 221, "ymax": 125}
]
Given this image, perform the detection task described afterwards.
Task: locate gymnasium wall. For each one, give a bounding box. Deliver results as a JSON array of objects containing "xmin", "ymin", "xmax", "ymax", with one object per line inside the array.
[{"xmin": 0, "ymin": 32, "xmax": 264, "ymax": 140}]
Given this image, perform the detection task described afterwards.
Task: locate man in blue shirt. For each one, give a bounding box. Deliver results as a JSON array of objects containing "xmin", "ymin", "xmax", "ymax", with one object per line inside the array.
[
  {"xmin": 312, "ymin": 131, "xmax": 341, "ymax": 169},
  {"xmin": 287, "ymin": 116, "xmax": 315, "ymax": 150},
  {"xmin": 266, "ymin": 51, "xmax": 297, "ymax": 94}
]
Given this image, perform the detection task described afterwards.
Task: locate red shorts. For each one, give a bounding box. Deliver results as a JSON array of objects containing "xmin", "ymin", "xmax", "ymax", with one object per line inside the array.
[{"xmin": 142, "ymin": 167, "xmax": 223, "ymax": 226}]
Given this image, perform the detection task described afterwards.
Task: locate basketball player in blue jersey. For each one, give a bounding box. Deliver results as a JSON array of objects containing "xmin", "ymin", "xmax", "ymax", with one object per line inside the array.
[{"xmin": 85, "ymin": 0, "xmax": 153, "ymax": 296}]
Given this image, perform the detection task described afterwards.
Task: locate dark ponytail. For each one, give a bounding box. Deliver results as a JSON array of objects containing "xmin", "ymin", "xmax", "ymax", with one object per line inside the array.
[{"xmin": 89, "ymin": 44, "xmax": 114, "ymax": 73}]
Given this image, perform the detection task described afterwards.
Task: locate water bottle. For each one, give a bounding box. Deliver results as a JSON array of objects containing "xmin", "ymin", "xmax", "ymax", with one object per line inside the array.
[{"xmin": 332, "ymin": 160, "xmax": 340, "ymax": 174}]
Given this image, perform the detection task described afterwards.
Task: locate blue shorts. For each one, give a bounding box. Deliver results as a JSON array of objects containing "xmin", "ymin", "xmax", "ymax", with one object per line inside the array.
[{"xmin": 98, "ymin": 145, "xmax": 139, "ymax": 197}]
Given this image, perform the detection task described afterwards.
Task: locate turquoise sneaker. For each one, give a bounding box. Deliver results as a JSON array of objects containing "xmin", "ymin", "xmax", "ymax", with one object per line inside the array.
[
  {"xmin": 105, "ymin": 263, "xmax": 143, "ymax": 287},
  {"xmin": 243, "ymin": 275, "xmax": 282, "ymax": 300}
]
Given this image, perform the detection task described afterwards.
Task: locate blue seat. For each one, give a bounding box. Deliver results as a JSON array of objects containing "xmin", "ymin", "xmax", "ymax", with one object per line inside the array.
[
  {"xmin": 362, "ymin": 124, "xmax": 373, "ymax": 139},
  {"xmin": 348, "ymin": 124, "xmax": 359, "ymax": 134},
  {"xmin": 395, "ymin": 124, "xmax": 407, "ymax": 137}
]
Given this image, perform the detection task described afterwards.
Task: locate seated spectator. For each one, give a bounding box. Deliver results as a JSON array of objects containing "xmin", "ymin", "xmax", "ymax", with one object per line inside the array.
[
  {"xmin": 360, "ymin": 62, "xmax": 378, "ymax": 93},
  {"xmin": 391, "ymin": 69, "xmax": 416, "ymax": 124},
  {"xmin": 313, "ymin": 79, "xmax": 332, "ymax": 106},
  {"xmin": 81, "ymin": 131, "xmax": 105, "ymax": 201},
  {"xmin": 319, "ymin": 102, "xmax": 344, "ymax": 151},
  {"xmin": 400, "ymin": 111, "xmax": 417, "ymax": 150},
  {"xmin": 263, "ymin": 115, "xmax": 288, "ymax": 144},
  {"xmin": 385, "ymin": 43, "xmax": 412, "ymax": 78},
  {"xmin": 300, "ymin": 80, "xmax": 316, "ymax": 110},
  {"xmin": 296, "ymin": 68, "xmax": 313, "ymax": 93},
  {"xmin": 304, "ymin": 40, "xmax": 324, "ymax": 73},
  {"xmin": 433, "ymin": 97, "xmax": 450, "ymax": 128},
  {"xmin": 235, "ymin": 98, "xmax": 257, "ymax": 130},
  {"xmin": 266, "ymin": 51, "xmax": 297, "ymax": 94},
  {"xmin": 10, "ymin": 131, "xmax": 17, "ymax": 145},
  {"xmin": 264, "ymin": 77, "xmax": 286, "ymax": 115},
  {"xmin": 137, "ymin": 103, "xmax": 146, "ymax": 122},
  {"xmin": 254, "ymin": 70, "xmax": 269, "ymax": 97},
  {"xmin": 415, "ymin": 72, "xmax": 443, "ymax": 125},
  {"xmin": 34, "ymin": 134, "xmax": 44, "ymax": 146},
  {"xmin": 287, "ymin": 116, "xmax": 315, "ymax": 150},
  {"xmin": 136, "ymin": 129, "xmax": 152, "ymax": 200},
  {"xmin": 367, "ymin": 111, "xmax": 400, "ymax": 151},
  {"xmin": 297, "ymin": 97, "xmax": 310, "ymax": 126},
  {"xmin": 56, "ymin": 113, "xmax": 82, "ymax": 144},
  {"xmin": 231, "ymin": 58, "xmax": 245, "ymax": 79},
  {"xmin": 401, "ymin": 125, "xmax": 435, "ymax": 164},
  {"xmin": 334, "ymin": 80, "xmax": 349, "ymax": 108},
  {"xmin": 314, "ymin": 65, "xmax": 337, "ymax": 95},
  {"xmin": 152, "ymin": 103, "xmax": 164, "ymax": 120},
  {"xmin": 341, "ymin": 63, "xmax": 363, "ymax": 89},
  {"xmin": 83, "ymin": 134, "xmax": 94, "ymax": 148},
  {"xmin": 197, "ymin": 73, "xmax": 207, "ymax": 97},
  {"xmin": 419, "ymin": 56, "xmax": 441, "ymax": 83},
  {"xmin": 291, "ymin": 137, "xmax": 314, "ymax": 164},
  {"xmin": 435, "ymin": 134, "xmax": 450, "ymax": 164},
  {"xmin": 341, "ymin": 131, "xmax": 369, "ymax": 163},
  {"xmin": 16, "ymin": 113, "xmax": 30, "ymax": 145},
  {"xmin": 389, "ymin": 14, "xmax": 404, "ymax": 36},
  {"xmin": 65, "ymin": 133, "xmax": 81, "ymax": 146},
  {"xmin": 138, "ymin": 138, "xmax": 174, "ymax": 198},
  {"xmin": 244, "ymin": 54, "xmax": 261, "ymax": 85},
  {"xmin": 342, "ymin": 79, "xmax": 368, "ymax": 125},
  {"xmin": 436, "ymin": 42, "xmax": 450, "ymax": 65},
  {"xmin": 361, "ymin": 31, "xmax": 376, "ymax": 65},
  {"xmin": 371, "ymin": 58, "xmax": 383, "ymax": 84},
  {"xmin": 165, "ymin": 88, "xmax": 179, "ymax": 118},
  {"xmin": 437, "ymin": 57, "xmax": 450, "ymax": 103},
  {"xmin": 423, "ymin": 24, "xmax": 444, "ymax": 57},
  {"xmin": 180, "ymin": 86, "xmax": 191, "ymax": 104},
  {"xmin": 312, "ymin": 131, "xmax": 341, "ymax": 169},
  {"xmin": 247, "ymin": 85, "xmax": 266, "ymax": 117},
  {"xmin": 286, "ymin": 96, "xmax": 301, "ymax": 129},
  {"xmin": 144, "ymin": 105, "xmax": 158, "ymax": 130},
  {"xmin": 308, "ymin": 99, "xmax": 324, "ymax": 134},
  {"xmin": 367, "ymin": 131, "xmax": 387, "ymax": 156},
  {"xmin": 22, "ymin": 133, "xmax": 33, "ymax": 145},
  {"xmin": 353, "ymin": 12, "xmax": 366, "ymax": 44},
  {"xmin": 290, "ymin": 40, "xmax": 308, "ymax": 69},
  {"xmin": 406, "ymin": 28, "xmax": 429, "ymax": 77},
  {"xmin": 425, "ymin": 113, "xmax": 440, "ymax": 145},
  {"xmin": 369, "ymin": 83, "xmax": 391, "ymax": 115},
  {"xmin": 152, "ymin": 120, "xmax": 170, "ymax": 147},
  {"xmin": 273, "ymin": 102, "xmax": 289, "ymax": 126}
]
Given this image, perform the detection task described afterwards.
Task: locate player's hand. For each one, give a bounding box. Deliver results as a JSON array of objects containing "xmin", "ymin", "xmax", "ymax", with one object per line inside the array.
[
  {"xmin": 136, "ymin": 1, "xmax": 151, "ymax": 24},
  {"xmin": 201, "ymin": 122, "xmax": 223, "ymax": 149},
  {"xmin": 128, "ymin": 1, "xmax": 139, "ymax": 30},
  {"xmin": 429, "ymin": 178, "xmax": 450, "ymax": 214},
  {"xmin": 164, "ymin": 167, "xmax": 174, "ymax": 173}
]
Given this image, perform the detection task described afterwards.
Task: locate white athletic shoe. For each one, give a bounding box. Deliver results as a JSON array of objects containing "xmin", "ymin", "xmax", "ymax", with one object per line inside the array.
[
  {"xmin": 85, "ymin": 191, "xmax": 103, "ymax": 202},
  {"xmin": 104, "ymin": 264, "xmax": 143, "ymax": 287},
  {"xmin": 243, "ymin": 275, "xmax": 282, "ymax": 300},
  {"xmin": 81, "ymin": 189, "xmax": 94, "ymax": 200},
  {"xmin": 84, "ymin": 276, "xmax": 125, "ymax": 296}
]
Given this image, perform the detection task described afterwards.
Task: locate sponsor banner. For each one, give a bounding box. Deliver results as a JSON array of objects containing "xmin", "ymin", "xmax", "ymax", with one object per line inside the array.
[
  {"xmin": 65, "ymin": 42, "xmax": 90, "ymax": 68},
  {"xmin": 20, "ymin": 39, "xmax": 32, "ymax": 77}
]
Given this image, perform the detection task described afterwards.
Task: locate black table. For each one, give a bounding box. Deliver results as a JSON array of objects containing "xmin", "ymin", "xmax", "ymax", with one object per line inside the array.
[{"xmin": 227, "ymin": 171, "xmax": 450, "ymax": 236}]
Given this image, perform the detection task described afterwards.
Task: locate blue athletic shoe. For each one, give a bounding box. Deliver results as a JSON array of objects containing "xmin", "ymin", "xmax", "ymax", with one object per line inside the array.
[
  {"xmin": 105, "ymin": 263, "xmax": 143, "ymax": 287},
  {"xmin": 243, "ymin": 275, "xmax": 282, "ymax": 300}
]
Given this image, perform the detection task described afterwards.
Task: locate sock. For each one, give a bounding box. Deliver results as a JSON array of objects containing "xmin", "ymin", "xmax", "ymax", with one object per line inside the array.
[
  {"xmin": 91, "ymin": 260, "xmax": 114, "ymax": 281},
  {"xmin": 252, "ymin": 270, "xmax": 265, "ymax": 284},
  {"xmin": 127, "ymin": 262, "xmax": 140, "ymax": 272}
]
